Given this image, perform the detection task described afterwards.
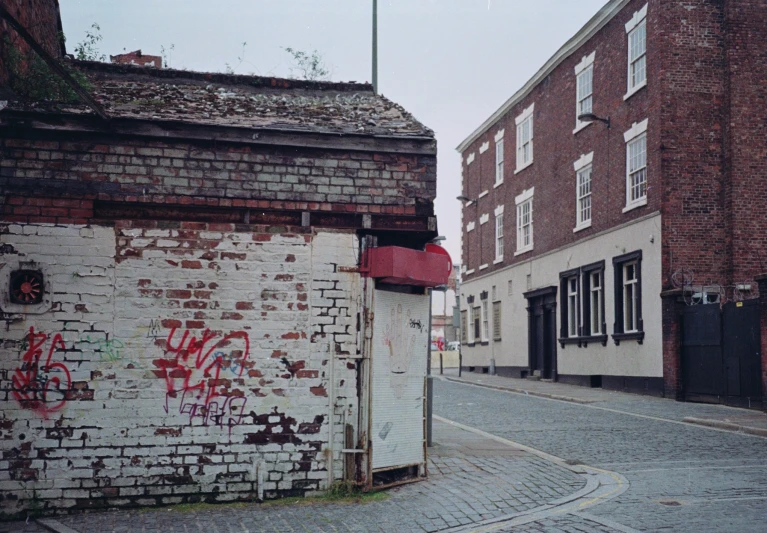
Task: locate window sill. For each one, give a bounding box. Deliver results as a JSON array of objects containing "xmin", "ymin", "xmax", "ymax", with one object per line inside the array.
[
  {"xmin": 478, "ymin": 190, "xmax": 489, "ymax": 199},
  {"xmin": 494, "ymin": 337, "xmax": 502, "ymax": 342},
  {"xmin": 493, "ymin": 180, "xmax": 503, "ymax": 189},
  {"xmin": 465, "ymin": 200, "xmax": 474, "ymax": 207},
  {"xmin": 514, "ymin": 246, "xmax": 533, "ymax": 257},
  {"xmin": 622, "ymin": 198, "xmax": 647, "ymax": 213},
  {"xmin": 480, "ymin": 341, "xmax": 489, "ymax": 346},
  {"xmin": 559, "ymin": 334, "xmax": 609, "ymax": 348},
  {"xmin": 623, "ymin": 80, "xmax": 647, "ymax": 101},
  {"xmin": 514, "ymin": 160, "xmax": 534, "ymax": 175},
  {"xmin": 612, "ymin": 331, "xmax": 645, "ymax": 345},
  {"xmin": 573, "ymin": 120, "xmax": 593, "ymax": 135},
  {"xmin": 479, "ymin": 264, "xmax": 489, "ymax": 271},
  {"xmin": 493, "ymin": 257, "xmax": 504, "ymax": 265},
  {"xmin": 573, "ymin": 221, "xmax": 592, "ymax": 233},
  {"xmin": 464, "ymin": 269, "xmax": 475, "ymax": 276}
]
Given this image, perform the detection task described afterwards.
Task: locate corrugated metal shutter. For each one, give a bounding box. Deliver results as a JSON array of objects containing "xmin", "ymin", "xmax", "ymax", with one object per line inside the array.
[{"xmin": 371, "ymin": 289, "xmax": 428, "ymax": 471}]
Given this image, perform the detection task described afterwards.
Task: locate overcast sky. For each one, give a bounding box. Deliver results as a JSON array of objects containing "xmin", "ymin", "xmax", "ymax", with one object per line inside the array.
[{"xmin": 60, "ymin": 0, "xmax": 608, "ymax": 268}]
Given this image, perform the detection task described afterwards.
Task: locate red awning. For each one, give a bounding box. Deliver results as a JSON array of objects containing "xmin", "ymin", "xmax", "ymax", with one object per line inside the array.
[{"xmin": 364, "ymin": 246, "xmax": 452, "ymax": 287}]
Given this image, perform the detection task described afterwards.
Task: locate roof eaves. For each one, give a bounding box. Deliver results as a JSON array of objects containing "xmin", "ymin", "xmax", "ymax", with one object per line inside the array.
[
  {"xmin": 73, "ymin": 59, "xmax": 376, "ymax": 94},
  {"xmin": 456, "ymin": 0, "xmax": 631, "ymax": 153}
]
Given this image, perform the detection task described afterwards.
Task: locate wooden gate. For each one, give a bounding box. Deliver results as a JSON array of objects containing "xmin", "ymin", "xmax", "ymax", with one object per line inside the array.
[{"xmin": 682, "ymin": 300, "xmax": 762, "ymax": 406}]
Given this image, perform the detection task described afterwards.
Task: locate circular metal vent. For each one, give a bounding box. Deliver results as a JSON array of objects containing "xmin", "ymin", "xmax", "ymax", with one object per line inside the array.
[{"xmin": 10, "ymin": 270, "xmax": 44, "ymax": 305}]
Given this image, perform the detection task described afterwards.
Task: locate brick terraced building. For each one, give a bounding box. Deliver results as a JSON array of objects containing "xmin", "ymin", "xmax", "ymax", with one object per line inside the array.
[
  {"xmin": 457, "ymin": 0, "xmax": 767, "ymax": 407},
  {"xmin": 0, "ymin": 1, "xmax": 447, "ymax": 517}
]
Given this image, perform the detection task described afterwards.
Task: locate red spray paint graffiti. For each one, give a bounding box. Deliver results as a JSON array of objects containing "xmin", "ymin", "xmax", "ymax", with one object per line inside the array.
[
  {"xmin": 11, "ymin": 327, "xmax": 72, "ymax": 416},
  {"xmin": 154, "ymin": 328, "xmax": 250, "ymax": 431}
]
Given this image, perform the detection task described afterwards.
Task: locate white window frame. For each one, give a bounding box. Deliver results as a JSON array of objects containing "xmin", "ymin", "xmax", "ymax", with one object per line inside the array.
[
  {"xmin": 515, "ymin": 104, "xmax": 534, "ymax": 173},
  {"xmin": 573, "ymin": 152, "xmax": 594, "ymax": 231},
  {"xmin": 623, "ymin": 119, "xmax": 648, "ymax": 212},
  {"xmin": 515, "ymin": 187, "xmax": 534, "ymax": 255},
  {"xmin": 494, "ymin": 205, "xmax": 504, "ymax": 263},
  {"xmin": 494, "ymin": 129, "xmax": 505, "ymax": 187},
  {"xmin": 481, "ymin": 300, "xmax": 489, "ymax": 342},
  {"xmin": 495, "ymin": 140, "xmax": 504, "ymax": 187},
  {"xmin": 590, "ymin": 271, "xmax": 603, "ymax": 336},
  {"xmin": 624, "ymin": 4, "xmax": 648, "ymax": 100},
  {"xmin": 467, "ymin": 305, "xmax": 476, "ymax": 344},
  {"xmin": 573, "ymin": 52, "xmax": 595, "ymax": 134},
  {"xmin": 623, "ymin": 261, "xmax": 639, "ymax": 333},
  {"xmin": 567, "ymin": 276, "xmax": 579, "ymax": 338}
]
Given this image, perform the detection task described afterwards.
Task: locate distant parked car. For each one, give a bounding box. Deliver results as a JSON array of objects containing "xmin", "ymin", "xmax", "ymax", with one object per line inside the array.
[{"xmin": 447, "ymin": 341, "xmax": 460, "ymax": 351}]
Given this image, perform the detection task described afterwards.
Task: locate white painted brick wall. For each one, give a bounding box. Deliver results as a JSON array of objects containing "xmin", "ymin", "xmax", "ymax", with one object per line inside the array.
[{"xmin": 0, "ymin": 223, "xmax": 362, "ymax": 516}]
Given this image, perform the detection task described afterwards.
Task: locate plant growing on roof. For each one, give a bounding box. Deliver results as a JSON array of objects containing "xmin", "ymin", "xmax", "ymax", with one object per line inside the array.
[
  {"xmin": 74, "ymin": 23, "xmax": 106, "ymax": 62},
  {"xmin": 2, "ymin": 36, "xmax": 91, "ymax": 102},
  {"xmin": 160, "ymin": 43, "xmax": 175, "ymax": 68},
  {"xmin": 225, "ymin": 42, "xmax": 259, "ymax": 75},
  {"xmin": 283, "ymin": 47, "xmax": 331, "ymax": 81}
]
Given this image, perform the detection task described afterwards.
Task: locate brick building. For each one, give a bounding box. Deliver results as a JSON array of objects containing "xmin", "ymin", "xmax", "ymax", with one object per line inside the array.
[
  {"xmin": 0, "ymin": 1, "xmax": 447, "ymax": 517},
  {"xmin": 110, "ymin": 50, "xmax": 163, "ymax": 68},
  {"xmin": 457, "ymin": 0, "xmax": 767, "ymax": 406}
]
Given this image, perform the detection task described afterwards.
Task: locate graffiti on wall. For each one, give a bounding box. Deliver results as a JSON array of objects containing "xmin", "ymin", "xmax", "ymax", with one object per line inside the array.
[
  {"xmin": 382, "ymin": 304, "xmax": 418, "ymax": 398},
  {"xmin": 11, "ymin": 327, "xmax": 72, "ymax": 417},
  {"xmin": 155, "ymin": 327, "xmax": 251, "ymax": 432},
  {"xmin": 80, "ymin": 335, "xmax": 125, "ymax": 362}
]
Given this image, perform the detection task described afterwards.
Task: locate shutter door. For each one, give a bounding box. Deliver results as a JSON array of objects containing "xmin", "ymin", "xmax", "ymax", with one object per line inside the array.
[{"xmin": 370, "ymin": 289, "xmax": 428, "ymax": 471}]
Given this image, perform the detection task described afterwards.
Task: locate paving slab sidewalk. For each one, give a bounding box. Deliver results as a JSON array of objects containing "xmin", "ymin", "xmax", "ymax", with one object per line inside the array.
[
  {"xmin": 2, "ymin": 419, "xmax": 586, "ymax": 533},
  {"xmin": 438, "ymin": 368, "xmax": 767, "ymax": 437}
]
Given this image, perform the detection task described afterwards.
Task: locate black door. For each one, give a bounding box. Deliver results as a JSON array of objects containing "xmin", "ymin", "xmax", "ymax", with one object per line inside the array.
[
  {"xmin": 525, "ymin": 287, "xmax": 558, "ymax": 380},
  {"xmin": 682, "ymin": 300, "xmax": 762, "ymax": 405},
  {"xmin": 682, "ymin": 304, "xmax": 723, "ymax": 398},
  {"xmin": 723, "ymin": 300, "xmax": 761, "ymax": 402}
]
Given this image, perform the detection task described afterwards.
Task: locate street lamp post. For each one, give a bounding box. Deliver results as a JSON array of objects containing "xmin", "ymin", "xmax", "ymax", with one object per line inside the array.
[
  {"xmin": 372, "ymin": 0, "xmax": 378, "ymax": 93},
  {"xmin": 456, "ymin": 196, "xmax": 477, "ymax": 378}
]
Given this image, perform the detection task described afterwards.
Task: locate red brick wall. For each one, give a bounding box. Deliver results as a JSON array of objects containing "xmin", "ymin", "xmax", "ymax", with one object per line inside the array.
[
  {"xmin": 657, "ymin": 0, "xmax": 728, "ymax": 291},
  {"xmin": 0, "ymin": 137, "xmax": 436, "ymax": 220},
  {"xmin": 460, "ymin": 0, "xmax": 655, "ymax": 277},
  {"xmin": 725, "ymin": 1, "xmax": 767, "ymax": 285},
  {"xmin": 110, "ymin": 51, "xmax": 162, "ymax": 68},
  {"xmin": 0, "ymin": 0, "xmax": 63, "ymax": 83}
]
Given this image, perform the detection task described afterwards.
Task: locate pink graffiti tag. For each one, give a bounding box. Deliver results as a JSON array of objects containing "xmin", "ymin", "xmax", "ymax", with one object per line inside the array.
[
  {"xmin": 154, "ymin": 327, "xmax": 250, "ymax": 430},
  {"xmin": 11, "ymin": 327, "xmax": 72, "ymax": 417}
]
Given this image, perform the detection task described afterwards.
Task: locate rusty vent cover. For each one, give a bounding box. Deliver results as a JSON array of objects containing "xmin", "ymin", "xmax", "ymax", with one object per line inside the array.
[{"xmin": 10, "ymin": 270, "xmax": 44, "ymax": 305}]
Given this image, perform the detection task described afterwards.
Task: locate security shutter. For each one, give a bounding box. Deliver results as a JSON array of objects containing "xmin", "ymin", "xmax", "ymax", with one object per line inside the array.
[{"xmin": 371, "ymin": 289, "xmax": 429, "ymax": 471}]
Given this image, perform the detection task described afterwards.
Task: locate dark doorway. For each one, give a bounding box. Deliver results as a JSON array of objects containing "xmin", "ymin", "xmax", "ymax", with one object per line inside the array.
[
  {"xmin": 524, "ymin": 287, "xmax": 558, "ymax": 380},
  {"xmin": 682, "ymin": 300, "xmax": 762, "ymax": 406}
]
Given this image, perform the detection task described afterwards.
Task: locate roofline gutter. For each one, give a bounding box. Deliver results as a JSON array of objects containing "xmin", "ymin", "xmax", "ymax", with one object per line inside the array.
[
  {"xmin": 455, "ymin": 0, "xmax": 630, "ymax": 153},
  {"xmin": 0, "ymin": 4, "xmax": 110, "ymax": 122},
  {"xmin": 0, "ymin": 110, "xmax": 438, "ymax": 155}
]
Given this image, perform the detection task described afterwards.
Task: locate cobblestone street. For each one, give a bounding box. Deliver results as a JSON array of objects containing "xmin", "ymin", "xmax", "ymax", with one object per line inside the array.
[{"xmin": 434, "ymin": 376, "xmax": 767, "ymax": 533}]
